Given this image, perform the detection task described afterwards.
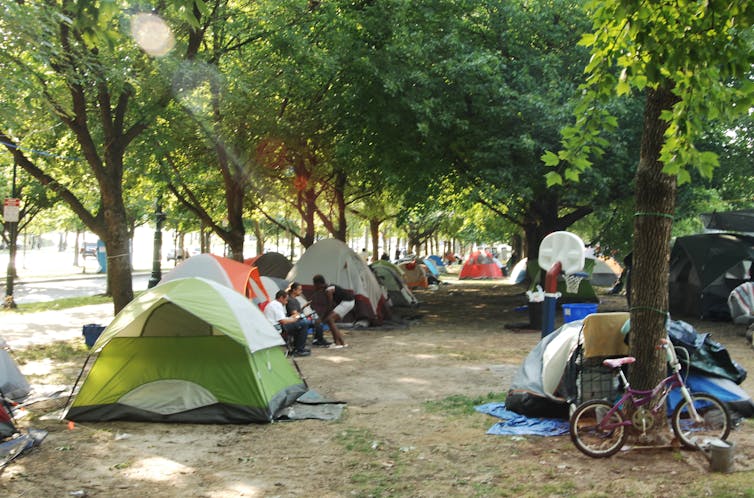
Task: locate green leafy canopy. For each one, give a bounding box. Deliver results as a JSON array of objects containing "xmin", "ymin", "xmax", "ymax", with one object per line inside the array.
[{"xmin": 544, "ymin": 0, "xmax": 754, "ymax": 186}]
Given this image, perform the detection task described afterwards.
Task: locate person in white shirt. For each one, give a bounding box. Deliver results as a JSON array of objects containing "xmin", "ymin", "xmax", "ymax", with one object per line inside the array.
[{"xmin": 264, "ymin": 290, "xmax": 310, "ymax": 357}]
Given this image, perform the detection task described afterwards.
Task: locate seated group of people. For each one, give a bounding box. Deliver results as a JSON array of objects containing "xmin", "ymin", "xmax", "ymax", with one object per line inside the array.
[{"xmin": 263, "ymin": 274, "xmax": 353, "ymax": 357}]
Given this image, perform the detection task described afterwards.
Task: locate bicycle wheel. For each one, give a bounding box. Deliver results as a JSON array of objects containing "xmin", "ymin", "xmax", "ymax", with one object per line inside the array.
[
  {"xmin": 671, "ymin": 392, "xmax": 731, "ymax": 449},
  {"xmin": 569, "ymin": 400, "xmax": 627, "ymax": 458}
]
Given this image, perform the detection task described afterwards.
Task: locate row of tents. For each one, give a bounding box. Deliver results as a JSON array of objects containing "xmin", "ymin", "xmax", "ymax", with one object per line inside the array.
[{"xmin": 61, "ymin": 239, "xmax": 427, "ymax": 424}]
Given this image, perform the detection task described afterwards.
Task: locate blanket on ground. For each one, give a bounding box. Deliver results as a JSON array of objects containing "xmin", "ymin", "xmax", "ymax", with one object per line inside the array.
[{"xmin": 475, "ymin": 402, "xmax": 569, "ymax": 436}]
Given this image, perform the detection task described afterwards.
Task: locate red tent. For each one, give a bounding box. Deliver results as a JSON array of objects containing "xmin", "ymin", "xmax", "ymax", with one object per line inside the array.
[{"xmin": 459, "ymin": 251, "xmax": 503, "ymax": 280}]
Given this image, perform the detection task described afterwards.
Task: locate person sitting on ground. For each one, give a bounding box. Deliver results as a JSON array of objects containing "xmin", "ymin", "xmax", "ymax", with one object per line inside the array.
[
  {"xmin": 263, "ymin": 290, "xmax": 310, "ymax": 357},
  {"xmin": 286, "ymin": 282, "xmax": 331, "ymax": 347},
  {"xmin": 311, "ymin": 274, "xmax": 351, "ymax": 348}
]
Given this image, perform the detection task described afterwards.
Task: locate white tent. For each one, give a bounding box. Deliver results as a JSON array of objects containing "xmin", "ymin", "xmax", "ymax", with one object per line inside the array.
[
  {"xmin": 0, "ymin": 338, "xmax": 30, "ymax": 401},
  {"xmin": 287, "ymin": 239, "xmax": 388, "ymax": 325}
]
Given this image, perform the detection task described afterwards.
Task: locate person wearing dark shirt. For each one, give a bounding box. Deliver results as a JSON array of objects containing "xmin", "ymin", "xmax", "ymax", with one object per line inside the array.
[
  {"xmin": 286, "ymin": 282, "xmax": 331, "ymax": 347},
  {"xmin": 311, "ymin": 274, "xmax": 351, "ymax": 348}
]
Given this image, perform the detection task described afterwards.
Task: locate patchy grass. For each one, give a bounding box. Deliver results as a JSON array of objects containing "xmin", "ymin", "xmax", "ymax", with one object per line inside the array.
[
  {"xmin": 13, "ymin": 295, "xmax": 112, "ymax": 313},
  {"xmin": 337, "ymin": 428, "xmax": 411, "ymax": 497},
  {"xmin": 12, "ymin": 340, "xmax": 88, "ymax": 364},
  {"xmin": 423, "ymin": 392, "xmax": 506, "ymax": 418}
]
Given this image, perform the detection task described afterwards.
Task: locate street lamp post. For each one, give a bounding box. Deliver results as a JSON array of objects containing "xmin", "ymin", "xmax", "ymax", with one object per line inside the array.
[
  {"xmin": 147, "ymin": 201, "xmax": 166, "ymax": 289},
  {"xmin": 3, "ymin": 158, "xmax": 18, "ymax": 309}
]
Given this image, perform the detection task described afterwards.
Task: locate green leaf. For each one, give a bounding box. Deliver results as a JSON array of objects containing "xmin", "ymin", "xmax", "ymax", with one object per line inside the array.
[
  {"xmin": 578, "ymin": 33, "xmax": 595, "ymax": 47},
  {"xmin": 616, "ymin": 79, "xmax": 630, "ymax": 96},
  {"xmin": 541, "ymin": 150, "xmax": 560, "ymax": 167},
  {"xmin": 545, "ymin": 171, "xmax": 563, "ymax": 187},
  {"xmin": 564, "ymin": 168, "xmax": 581, "ymax": 182}
]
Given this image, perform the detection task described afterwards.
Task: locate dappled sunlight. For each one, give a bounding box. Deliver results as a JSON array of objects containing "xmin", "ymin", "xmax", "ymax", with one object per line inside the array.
[
  {"xmin": 212, "ymin": 480, "xmax": 266, "ymax": 496},
  {"xmin": 319, "ymin": 355, "xmax": 355, "ymax": 364},
  {"xmin": 396, "ymin": 377, "xmax": 431, "ymax": 385},
  {"xmin": 21, "ymin": 358, "xmax": 56, "ymax": 376},
  {"xmin": 410, "ymin": 353, "xmax": 439, "ymax": 360},
  {"xmin": 122, "ymin": 456, "xmax": 191, "ymax": 482}
]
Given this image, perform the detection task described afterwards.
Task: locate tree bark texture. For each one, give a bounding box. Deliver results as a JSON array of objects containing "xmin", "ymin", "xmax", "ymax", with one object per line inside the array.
[{"xmin": 629, "ymin": 85, "xmax": 679, "ymax": 391}]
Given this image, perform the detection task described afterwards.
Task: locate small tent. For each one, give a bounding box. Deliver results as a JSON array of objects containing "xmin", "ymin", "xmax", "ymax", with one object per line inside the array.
[
  {"xmin": 260, "ymin": 275, "xmax": 286, "ymax": 301},
  {"xmin": 161, "ymin": 253, "xmax": 270, "ymax": 307},
  {"xmin": 0, "ymin": 338, "xmax": 30, "ymax": 402},
  {"xmin": 511, "ymin": 258, "xmax": 599, "ymax": 302},
  {"xmin": 729, "ymin": 282, "xmax": 754, "ymax": 325},
  {"xmin": 245, "ymin": 252, "xmax": 293, "ymax": 280},
  {"xmin": 397, "ymin": 260, "xmax": 429, "ymax": 289},
  {"xmin": 426, "ymin": 255, "xmax": 447, "ymax": 273},
  {"xmin": 65, "ymin": 277, "xmax": 306, "ymax": 423},
  {"xmin": 589, "ymin": 256, "xmax": 622, "ymax": 287},
  {"xmin": 669, "ymin": 233, "xmax": 754, "ymax": 319},
  {"xmin": 287, "ymin": 239, "xmax": 388, "ymax": 325},
  {"xmin": 459, "ymin": 251, "xmax": 503, "ymax": 280},
  {"xmin": 422, "ymin": 258, "xmax": 441, "ymax": 280},
  {"xmin": 371, "ymin": 261, "xmax": 418, "ymax": 307}
]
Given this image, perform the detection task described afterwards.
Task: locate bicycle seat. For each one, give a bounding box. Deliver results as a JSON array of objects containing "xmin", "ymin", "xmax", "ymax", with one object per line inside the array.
[{"xmin": 603, "ymin": 357, "xmax": 635, "ymax": 369}]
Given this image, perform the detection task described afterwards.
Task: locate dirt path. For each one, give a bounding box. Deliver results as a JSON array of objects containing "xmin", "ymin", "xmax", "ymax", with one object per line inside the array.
[{"xmin": 2, "ymin": 278, "xmax": 753, "ymax": 497}]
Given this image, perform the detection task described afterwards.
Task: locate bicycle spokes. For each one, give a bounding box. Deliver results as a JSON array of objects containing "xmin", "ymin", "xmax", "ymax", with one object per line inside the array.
[{"xmin": 671, "ymin": 393, "xmax": 731, "ymax": 449}]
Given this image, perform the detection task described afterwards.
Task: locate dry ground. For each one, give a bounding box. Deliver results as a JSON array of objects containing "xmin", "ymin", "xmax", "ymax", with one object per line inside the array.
[{"xmin": 2, "ymin": 275, "xmax": 754, "ymax": 497}]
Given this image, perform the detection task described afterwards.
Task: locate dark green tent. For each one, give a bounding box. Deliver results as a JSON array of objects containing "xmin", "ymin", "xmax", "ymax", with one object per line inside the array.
[{"xmin": 669, "ymin": 233, "xmax": 754, "ymax": 320}]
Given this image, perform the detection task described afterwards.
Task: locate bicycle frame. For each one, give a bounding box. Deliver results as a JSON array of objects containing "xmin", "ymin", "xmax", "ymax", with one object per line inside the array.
[{"xmin": 594, "ymin": 340, "xmax": 703, "ymax": 432}]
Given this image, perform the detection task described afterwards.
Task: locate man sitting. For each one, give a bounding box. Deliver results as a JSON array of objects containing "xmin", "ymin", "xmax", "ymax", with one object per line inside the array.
[
  {"xmin": 264, "ymin": 290, "xmax": 310, "ymax": 357},
  {"xmin": 286, "ymin": 282, "xmax": 331, "ymax": 347}
]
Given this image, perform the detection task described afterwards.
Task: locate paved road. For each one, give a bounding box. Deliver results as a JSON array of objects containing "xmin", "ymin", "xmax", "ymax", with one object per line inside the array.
[{"xmin": 1, "ymin": 244, "xmax": 175, "ymax": 304}]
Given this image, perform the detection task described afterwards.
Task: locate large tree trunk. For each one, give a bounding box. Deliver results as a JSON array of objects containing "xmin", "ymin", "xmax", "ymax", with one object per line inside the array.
[
  {"xmin": 99, "ymin": 160, "xmax": 134, "ymax": 314},
  {"xmin": 629, "ymin": 85, "xmax": 679, "ymax": 392},
  {"xmin": 369, "ymin": 219, "xmax": 380, "ymax": 262}
]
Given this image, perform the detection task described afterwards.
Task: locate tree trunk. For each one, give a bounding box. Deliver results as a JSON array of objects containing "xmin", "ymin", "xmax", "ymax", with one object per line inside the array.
[
  {"xmin": 252, "ymin": 220, "xmax": 264, "ymax": 255},
  {"xmin": 369, "ymin": 219, "xmax": 380, "ymax": 262},
  {"xmin": 629, "ymin": 85, "xmax": 679, "ymax": 392},
  {"xmin": 333, "ymin": 171, "xmax": 348, "ymax": 241},
  {"xmin": 99, "ymin": 172, "xmax": 134, "ymax": 314}
]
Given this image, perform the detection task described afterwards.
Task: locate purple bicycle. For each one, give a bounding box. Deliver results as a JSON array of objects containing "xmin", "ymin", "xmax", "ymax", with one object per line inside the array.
[{"xmin": 569, "ymin": 339, "xmax": 731, "ymax": 458}]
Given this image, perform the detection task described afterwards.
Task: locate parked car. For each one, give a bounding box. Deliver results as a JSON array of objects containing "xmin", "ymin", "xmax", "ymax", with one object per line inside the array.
[
  {"xmin": 80, "ymin": 242, "xmax": 98, "ymax": 258},
  {"xmin": 167, "ymin": 248, "xmax": 186, "ymax": 261},
  {"xmin": 167, "ymin": 247, "xmax": 200, "ymax": 261}
]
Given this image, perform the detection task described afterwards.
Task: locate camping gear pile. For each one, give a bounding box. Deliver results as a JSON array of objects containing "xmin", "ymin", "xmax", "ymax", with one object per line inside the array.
[
  {"xmin": 1, "ymin": 339, "xmax": 47, "ymax": 469},
  {"xmin": 506, "ymin": 313, "xmax": 754, "ymax": 420}
]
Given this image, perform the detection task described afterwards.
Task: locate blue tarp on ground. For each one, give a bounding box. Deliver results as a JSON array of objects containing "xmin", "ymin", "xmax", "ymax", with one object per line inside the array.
[{"xmin": 475, "ymin": 402, "xmax": 569, "ymax": 436}]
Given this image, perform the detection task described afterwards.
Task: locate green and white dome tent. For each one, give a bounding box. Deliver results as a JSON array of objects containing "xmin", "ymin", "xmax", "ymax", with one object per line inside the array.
[{"xmin": 65, "ymin": 277, "xmax": 306, "ymax": 423}]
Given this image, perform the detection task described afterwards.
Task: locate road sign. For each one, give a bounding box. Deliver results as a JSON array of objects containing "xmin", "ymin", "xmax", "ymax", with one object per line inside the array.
[{"xmin": 3, "ymin": 198, "xmax": 20, "ymax": 223}]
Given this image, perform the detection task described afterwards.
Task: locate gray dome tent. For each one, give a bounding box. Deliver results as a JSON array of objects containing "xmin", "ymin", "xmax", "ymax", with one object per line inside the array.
[
  {"xmin": 669, "ymin": 233, "xmax": 754, "ymax": 320},
  {"xmin": 246, "ymin": 252, "xmax": 293, "ymax": 280}
]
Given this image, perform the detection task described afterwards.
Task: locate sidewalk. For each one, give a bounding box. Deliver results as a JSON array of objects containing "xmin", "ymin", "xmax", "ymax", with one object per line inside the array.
[{"xmin": 2, "ymin": 303, "xmax": 113, "ymax": 350}]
